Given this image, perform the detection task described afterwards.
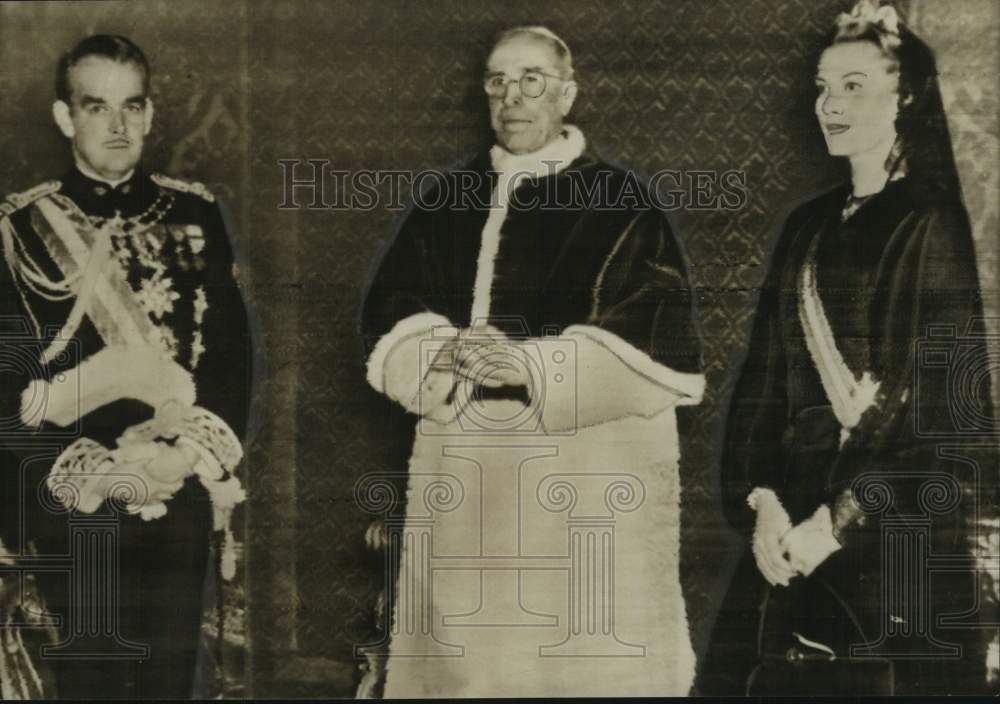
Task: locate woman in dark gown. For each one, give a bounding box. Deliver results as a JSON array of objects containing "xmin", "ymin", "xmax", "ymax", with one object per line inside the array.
[{"xmin": 699, "ymin": 1, "xmax": 997, "ymax": 696}]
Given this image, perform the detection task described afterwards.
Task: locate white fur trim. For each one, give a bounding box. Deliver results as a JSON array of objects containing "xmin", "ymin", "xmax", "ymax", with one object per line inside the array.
[
  {"xmin": 365, "ymin": 312, "xmax": 454, "ymax": 394},
  {"xmin": 563, "ymin": 324, "xmax": 705, "ymax": 404},
  {"xmin": 384, "ymin": 409, "xmax": 695, "ymax": 696},
  {"xmin": 21, "ymin": 344, "xmax": 196, "ymax": 428},
  {"xmin": 471, "ymin": 126, "xmax": 586, "ymax": 322},
  {"xmin": 488, "ymin": 124, "xmax": 586, "ymax": 177},
  {"xmin": 367, "ymin": 312, "xmax": 458, "ymax": 413},
  {"xmin": 469, "ymin": 190, "xmax": 514, "ymax": 324}
]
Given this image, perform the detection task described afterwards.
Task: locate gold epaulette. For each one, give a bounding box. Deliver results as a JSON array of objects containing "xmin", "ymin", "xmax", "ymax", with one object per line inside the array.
[
  {"xmin": 151, "ymin": 173, "xmax": 216, "ymax": 203},
  {"xmin": 0, "ymin": 180, "xmax": 61, "ymax": 219}
]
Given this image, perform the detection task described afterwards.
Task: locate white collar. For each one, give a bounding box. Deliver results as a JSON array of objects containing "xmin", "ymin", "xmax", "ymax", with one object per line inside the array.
[{"xmin": 489, "ymin": 125, "xmax": 586, "ymax": 179}]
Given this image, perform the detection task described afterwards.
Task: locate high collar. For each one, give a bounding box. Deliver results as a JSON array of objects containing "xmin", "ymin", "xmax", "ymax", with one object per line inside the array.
[
  {"xmin": 60, "ymin": 166, "xmax": 158, "ymax": 218},
  {"xmin": 489, "ymin": 125, "xmax": 586, "ymax": 179},
  {"xmin": 74, "ymin": 156, "xmax": 135, "ymax": 188}
]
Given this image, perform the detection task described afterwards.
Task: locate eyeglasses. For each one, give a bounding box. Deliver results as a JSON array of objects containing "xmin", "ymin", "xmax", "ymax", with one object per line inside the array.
[{"xmin": 483, "ymin": 69, "xmax": 564, "ymax": 99}]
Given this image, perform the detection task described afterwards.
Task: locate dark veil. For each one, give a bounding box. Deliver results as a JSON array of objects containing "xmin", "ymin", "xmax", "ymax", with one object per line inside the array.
[
  {"xmin": 890, "ymin": 25, "xmax": 963, "ymax": 202},
  {"xmin": 819, "ymin": 9, "xmax": 964, "ymax": 203}
]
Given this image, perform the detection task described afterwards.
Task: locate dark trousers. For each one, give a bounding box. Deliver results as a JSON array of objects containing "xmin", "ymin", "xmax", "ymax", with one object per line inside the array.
[{"xmin": 33, "ymin": 477, "xmax": 212, "ymax": 699}]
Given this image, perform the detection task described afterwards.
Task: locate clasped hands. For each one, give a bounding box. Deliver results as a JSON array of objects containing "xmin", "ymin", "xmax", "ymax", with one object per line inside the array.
[
  {"xmin": 58, "ymin": 438, "xmax": 198, "ymax": 519},
  {"xmin": 64, "ymin": 401, "xmax": 209, "ymax": 519},
  {"xmin": 420, "ymin": 328, "xmax": 535, "ymax": 420},
  {"xmin": 104, "ymin": 440, "xmax": 200, "ymax": 516},
  {"xmin": 751, "ymin": 489, "xmax": 843, "ymax": 587}
]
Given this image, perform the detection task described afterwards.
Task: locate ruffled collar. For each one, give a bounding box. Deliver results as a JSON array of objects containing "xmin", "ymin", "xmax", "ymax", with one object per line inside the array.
[{"xmin": 489, "ymin": 125, "xmax": 586, "ymax": 179}]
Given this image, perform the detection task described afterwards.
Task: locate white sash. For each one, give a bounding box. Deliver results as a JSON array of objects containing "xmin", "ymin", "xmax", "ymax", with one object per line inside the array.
[
  {"xmin": 797, "ymin": 236, "xmax": 880, "ymax": 447},
  {"xmin": 32, "ymin": 195, "xmax": 161, "ymax": 360}
]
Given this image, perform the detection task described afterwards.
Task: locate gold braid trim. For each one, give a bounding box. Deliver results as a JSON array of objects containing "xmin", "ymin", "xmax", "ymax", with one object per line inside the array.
[
  {"xmin": 0, "ymin": 180, "xmax": 61, "ymax": 218},
  {"xmin": 151, "ymin": 173, "xmax": 215, "ymax": 202}
]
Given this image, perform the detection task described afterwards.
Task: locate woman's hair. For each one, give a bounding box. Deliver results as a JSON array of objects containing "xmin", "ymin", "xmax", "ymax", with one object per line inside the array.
[{"xmin": 822, "ymin": 1, "xmax": 962, "ymax": 201}]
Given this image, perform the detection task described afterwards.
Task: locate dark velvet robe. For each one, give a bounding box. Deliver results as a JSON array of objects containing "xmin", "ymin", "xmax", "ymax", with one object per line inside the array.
[
  {"xmin": 359, "ymin": 129, "xmax": 705, "ymax": 696},
  {"xmin": 702, "ymin": 178, "xmax": 996, "ymax": 696},
  {"xmin": 0, "ymin": 167, "xmax": 251, "ymax": 699},
  {"xmin": 360, "ymin": 151, "xmax": 701, "ymax": 376}
]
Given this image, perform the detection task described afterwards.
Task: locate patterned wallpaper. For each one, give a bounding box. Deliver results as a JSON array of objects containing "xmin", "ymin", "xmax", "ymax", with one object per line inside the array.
[
  {"xmin": 904, "ymin": 0, "xmax": 1000, "ymax": 685},
  {"xmin": 268, "ymin": 0, "xmax": 840, "ymax": 695},
  {"xmin": 0, "ymin": 0, "xmax": 995, "ymax": 697},
  {"xmin": 0, "ymin": 1, "xmax": 254, "ymax": 698}
]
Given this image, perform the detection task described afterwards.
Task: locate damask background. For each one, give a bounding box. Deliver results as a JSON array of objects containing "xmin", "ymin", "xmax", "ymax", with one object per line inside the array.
[
  {"xmin": 0, "ymin": 0, "xmax": 996, "ymax": 697},
  {"xmin": 0, "ymin": 2, "xmax": 254, "ymax": 698}
]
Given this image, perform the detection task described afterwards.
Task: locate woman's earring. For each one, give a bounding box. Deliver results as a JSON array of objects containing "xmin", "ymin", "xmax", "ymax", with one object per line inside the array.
[{"xmin": 884, "ymin": 135, "xmax": 906, "ymax": 177}]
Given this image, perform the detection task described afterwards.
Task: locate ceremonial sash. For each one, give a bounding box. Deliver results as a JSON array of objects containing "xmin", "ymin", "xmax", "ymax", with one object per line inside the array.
[
  {"xmin": 797, "ymin": 235, "xmax": 880, "ymax": 448},
  {"xmin": 31, "ymin": 195, "xmax": 161, "ymax": 360}
]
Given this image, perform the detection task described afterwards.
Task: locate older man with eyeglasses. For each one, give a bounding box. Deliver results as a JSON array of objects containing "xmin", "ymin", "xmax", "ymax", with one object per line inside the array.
[
  {"xmin": 360, "ymin": 26, "xmax": 704, "ymax": 697},
  {"xmin": 483, "ymin": 28, "xmax": 577, "ymax": 156}
]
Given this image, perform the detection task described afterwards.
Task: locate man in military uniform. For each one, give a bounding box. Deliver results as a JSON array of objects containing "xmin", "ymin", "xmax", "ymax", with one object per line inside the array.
[{"xmin": 0, "ymin": 34, "xmax": 250, "ymax": 699}]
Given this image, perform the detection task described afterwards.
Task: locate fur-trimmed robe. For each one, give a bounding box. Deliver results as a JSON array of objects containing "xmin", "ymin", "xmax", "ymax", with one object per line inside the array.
[{"xmin": 360, "ymin": 127, "xmax": 704, "ymax": 697}]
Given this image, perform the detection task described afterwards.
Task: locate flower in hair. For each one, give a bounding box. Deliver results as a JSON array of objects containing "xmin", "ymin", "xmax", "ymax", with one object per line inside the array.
[{"xmin": 840, "ymin": 0, "xmax": 901, "ymax": 36}]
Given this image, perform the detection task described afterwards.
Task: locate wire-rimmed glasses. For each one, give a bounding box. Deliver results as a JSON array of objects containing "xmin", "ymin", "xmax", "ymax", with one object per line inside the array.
[{"xmin": 483, "ymin": 69, "xmax": 564, "ymax": 99}]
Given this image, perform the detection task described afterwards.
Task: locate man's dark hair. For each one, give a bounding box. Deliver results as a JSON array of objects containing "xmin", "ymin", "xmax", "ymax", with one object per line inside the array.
[{"xmin": 55, "ymin": 34, "xmax": 150, "ymax": 103}]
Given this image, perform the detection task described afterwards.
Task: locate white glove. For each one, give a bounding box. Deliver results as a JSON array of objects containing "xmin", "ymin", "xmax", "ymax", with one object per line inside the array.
[
  {"xmin": 748, "ymin": 487, "xmax": 796, "ymax": 587},
  {"xmin": 780, "ymin": 504, "xmax": 843, "ymax": 577},
  {"xmin": 48, "ymin": 439, "xmax": 193, "ymax": 520},
  {"xmin": 107, "ymin": 441, "xmax": 196, "ymax": 519}
]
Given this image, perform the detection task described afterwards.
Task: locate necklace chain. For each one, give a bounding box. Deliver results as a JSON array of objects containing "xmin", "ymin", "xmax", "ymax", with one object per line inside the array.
[
  {"xmin": 85, "ymin": 190, "xmax": 175, "ymax": 237},
  {"xmin": 841, "ymin": 192, "xmax": 874, "ymax": 223}
]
